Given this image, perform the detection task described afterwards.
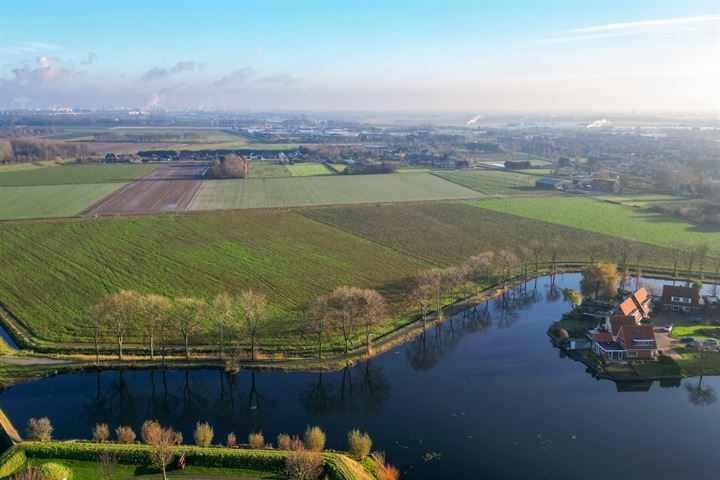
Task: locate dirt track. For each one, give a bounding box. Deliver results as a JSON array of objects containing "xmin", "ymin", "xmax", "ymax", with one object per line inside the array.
[{"xmin": 83, "ymin": 163, "xmax": 208, "ymax": 215}]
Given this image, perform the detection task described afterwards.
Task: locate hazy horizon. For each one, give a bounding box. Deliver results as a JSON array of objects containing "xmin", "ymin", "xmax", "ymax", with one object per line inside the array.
[{"xmin": 1, "ymin": 0, "xmax": 718, "ymax": 113}]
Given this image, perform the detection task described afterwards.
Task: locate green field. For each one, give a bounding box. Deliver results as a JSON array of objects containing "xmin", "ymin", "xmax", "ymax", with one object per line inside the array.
[
  {"xmin": 432, "ymin": 170, "xmax": 541, "ymax": 196},
  {"xmin": 0, "ymin": 163, "xmax": 157, "ymax": 186},
  {"xmin": 593, "ymin": 193, "xmax": 686, "ymax": 207},
  {"xmin": 473, "ymin": 196, "xmax": 720, "ymax": 249},
  {"xmin": 0, "ymin": 183, "xmax": 126, "ymax": 220},
  {"xmin": 287, "ymin": 162, "xmax": 335, "ymax": 176},
  {"xmin": 303, "ymin": 202, "xmax": 675, "ymax": 266},
  {"xmin": 249, "ymin": 161, "xmax": 291, "ymax": 178},
  {"xmin": 0, "ymin": 212, "xmax": 427, "ymax": 342},
  {"xmin": 188, "ymin": 173, "xmax": 481, "ymax": 210}
]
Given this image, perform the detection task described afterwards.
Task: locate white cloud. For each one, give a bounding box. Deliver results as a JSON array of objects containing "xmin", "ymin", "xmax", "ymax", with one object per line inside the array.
[
  {"xmin": 141, "ymin": 61, "xmax": 197, "ymax": 81},
  {"xmin": 11, "ymin": 56, "xmax": 71, "ymax": 86},
  {"xmin": 536, "ymin": 14, "xmax": 720, "ymax": 44}
]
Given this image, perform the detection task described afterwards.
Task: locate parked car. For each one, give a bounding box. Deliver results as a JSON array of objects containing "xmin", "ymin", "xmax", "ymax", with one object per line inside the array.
[
  {"xmin": 661, "ymin": 324, "xmax": 674, "ymax": 332},
  {"xmin": 689, "ymin": 317, "xmax": 703, "ymax": 324},
  {"xmin": 681, "ymin": 336, "xmax": 695, "ymax": 342},
  {"xmin": 703, "ymin": 338, "xmax": 718, "ymax": 346}
]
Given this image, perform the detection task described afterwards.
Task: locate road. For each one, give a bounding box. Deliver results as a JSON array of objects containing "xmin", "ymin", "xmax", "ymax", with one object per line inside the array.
[{"xmin": 82, "ymin": 162, "xmax": 208, "ymax": 216}]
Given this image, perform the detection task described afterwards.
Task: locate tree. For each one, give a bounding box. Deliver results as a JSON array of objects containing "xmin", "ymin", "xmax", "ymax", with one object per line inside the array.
[
  {"xmin": 357, "ymin": 289, "xmax": 387, "ymax": 354},
  {"xmin": 670, "ymin": 243, "xmax": 683, "ymax": 277},
  {"xmin": 580, "ymin": 263, "xmax": 620, "ymax": 300},
  {"xmin": 148, "ymin": 425, "xmax": 181, "ymax": 480},
  {"xmin": 682, "ymin": 243, "xmax": 698, "ymax": 283},
  {"xmin": 466, "ymin": 252, "xmax": 494, "ymax": 293},
  {"xmin": 614, "ymin": 238, "xmax": 634, "ymax": 272},
  {"xmin": 347, "ymin": 429, "xmax": 372, "ymax": 460},
  {"xmin": 303, "ymin": 426, "xmax": 326, "ymax": 452},
  {"xmin": 173, "ymin": 297, "xmax": 207, "ymax": 359},
  {"xmin": 99, "ymin": 290, "xmax": 140, "ymax": 360},
  {"xmin": 712, "ymin": 252, "xmax": 720, "ymax": 297},
  {"xmin": 696, "ymin": 244, "xmax": 709, "ymax": 279},
  {"xmin": 529, "ymin": 240, "xmax": 543, "ymax": 272},
  {"xmin": 548, "ymin": 236, "xmax": 562, "ymax": 272},
  {"xmin": 194, "ymin": 422, "xmax": 214, "ymax": 447},
  {"xmin": 325, "ymin": 286, "xmax": 362, "ymax": 354},
  {"xmin": 285, "ymin": 450, "xmax": 324, "ymax": 480},
  {"xmin": 25, "ymin": 417, "xmax": 53, "ymax": 441},
  {"xmin": 237, "ymin": 290, "xmax": 268, "ymax": 361},
  {"xmin": 141, "ymin": 294, "xmax": 171, "ymax": 360},
  {"xmin": 92, "ymin": 423, "xmax": 110, "ymax": 443},
  {"xmin": 83, "ymin": 304, "xmax": 105, "ymax": 365},
  {"xmin": 306, "ymin": 296, "xmax": 332, "ymax": 358},
  {"xmin": 562, "ymin": 288, "xmax": 582, "ymax": 310},
  {"xmin": 496, "ymin": 250, "xmax": 519, "ymax": 287},
  {"xmin": 212, "ymin": 293, "xmax": 234, "ymax": 360}
]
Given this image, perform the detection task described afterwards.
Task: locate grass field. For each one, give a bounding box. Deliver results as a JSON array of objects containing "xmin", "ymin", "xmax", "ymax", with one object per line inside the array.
[
  {"xmin": 472, "ymin": 196, "xmax": 720, "ymax": 249},
  {"xmin": 0, "ymin": 163, "xmax": 157, "ymax": 186},
  {"xmin": 0, "ymin": 183, "xmax": 126, "ymax": 220},
  {"xmin": 0, "ymin": 212, "xmax": 427, "ymax": 342},
  {"xmin": 249, "ymin": 161, "xmax": 291, "ymax": 178},
  {"xmin": 287, "ymin": 162, "xmax": 335, "ymax": 176},
  {"xmin": 188, "ymin": 173, "xmax": 481, "ymax": 210},
  {"xmin": 432, "ymin": 170, "xmax": 541, "ymax": 196},
  {"xmin": 593, "ymin": 193, "xmax": 686, "ymax": 207}
]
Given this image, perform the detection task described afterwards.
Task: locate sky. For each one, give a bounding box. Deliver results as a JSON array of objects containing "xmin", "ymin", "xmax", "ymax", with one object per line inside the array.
[{"xmin": 0, "ymin": 0, "xmax": 718, "ymax": 112}]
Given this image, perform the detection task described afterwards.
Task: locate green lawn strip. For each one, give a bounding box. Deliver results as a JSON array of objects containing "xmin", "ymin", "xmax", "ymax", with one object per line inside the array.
[
  {"xmin": 0, "ymin": 211, "xmax": 426, "ymax": 344},
  {"xmin": 431, "ymin": 170, "xmax": 540, "ymax": 196},
  {"xmin": 0, "ymin": 164, "xmax": 158, "ymax": 186},
  {"xmin": 470, "ymin": 196, "xmax": 720, "ymax": 250},
  {"xmin": 188, "ymin": 173, "xmax": 480, "ymax": 211},
  {"xmin": 286, "ymin": 162, "xmax": 335, "ymax": 176},
  {"xmin": 669, "ymin": 325, "xmax": 720, "ymax": 340},
  {"xmin": 0, "ymin": 183, "xmax": 127, "ymax": 220}
]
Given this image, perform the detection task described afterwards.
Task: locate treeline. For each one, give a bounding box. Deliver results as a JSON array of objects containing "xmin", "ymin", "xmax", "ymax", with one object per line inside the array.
[
  {"xmin": 0, "ymin": 138, "xmax": 90, "ymax": 164},
  {"xmin": 92, "ymin": 132, "xmax": 209, "ymax": 143},
  {"xmin": 341, "ymin": 161, "xmax": 397, "ymax": 175},
  {"xmin": 0, "ymin": 127, "xmax": 59, "ymax": 138},
  {"xmin": 208, "ymin": 153, "xmax": 250, "ymax": 178}
]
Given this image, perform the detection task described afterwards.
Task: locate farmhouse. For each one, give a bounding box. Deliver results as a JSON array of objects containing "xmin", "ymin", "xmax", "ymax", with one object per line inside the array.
[
  {"xmin": 632, "ymin": 287, "xmax": 652, "ymax": 317},
  {"xmin": 617, "ymin": 296, "xmax": 643, "ymax": 323},
  {"xmin": 592, "ymin": 325, "xmax": 658, "ymax": 361},
  {"xmin": 661, "ymin": 285, "xmax": 703, "ymax": 313},
  {"xmin": 590, "ymin": 178, "xmax": 619, "ymax": 192},
  {"xmin": 535, "ymin": 177, "xmax": 565, "ymax": 190}
]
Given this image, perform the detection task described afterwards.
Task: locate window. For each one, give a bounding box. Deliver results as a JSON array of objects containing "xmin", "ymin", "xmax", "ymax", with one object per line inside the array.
[
  {"xmin": 671, "ymin": 296, "xmax": 692, "ymax": 304},
  {"xmin": 627, "ymin": 351, "xmax": 638, "ymax": 358}
]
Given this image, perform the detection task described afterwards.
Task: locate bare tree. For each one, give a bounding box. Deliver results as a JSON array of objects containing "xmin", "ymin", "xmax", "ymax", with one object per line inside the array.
[
  {"xmin": 98, "ymin": 290, "xmax": 140, "ymax": 360},
  {"xmin": 496, "ymin": 250, "xmax": 519, "ymax": 287},
  {"xmin": 670, "ymin": 242, "xmax": 683, "ymax": 277},
  {"xmin": 148, "ymin": 425, "xmax": 181, "ymax": 480},
  {"xmin": 142, "ymin": 294, "xmax": 171, "ymax": 361},
  {"xmin": 681, "ymin": 243, "xmax": 698, "ymax": 283},
  {"xmin": 466, "ymin": 252, "xmax": 494, "ymax": 293},
  {"xmin": 529, "ymin": 240, "xmax": 543, "ymax": 272},
  {"xmin": 411, "ymin": 271, "xmax": 434, "ymax": 326},
  {"xmin": 517, "ymin": 245, "xmax": 532, "ymax": 279},
  {"xmin": 306, "ymin": 295, "xmax": 332, "ymax": 358},
  {"xmin": 237, "ymin": 289, "xmax": 268, "ymax": 361},
  {"xmin": 173, "ymin": 297, "xmax": 207, "ymax": 359},
  {"xmin": 357, "ymin": 289, "xmax": 387, "ymax": 354},
  {"xmin": 614, "ymin": 238, "xmax": 634, "ymax": 272},
  {"xmin": 548, "ymin": 236, "xmax": 562, "ymax": 272},
  {"xmin": 83, "ymin": 304, "xmax": 105, "ymax": 365},
  {"xmin": 325, "ymin": 286, "xmax": 362, "ymax": 354},
  {"xmin": 696, "ymin": 244, "xmax": 709, "ymax": 279},
  {"xmin": 212, "ymin": 293, "xmax": 234, "ymax": 360}
]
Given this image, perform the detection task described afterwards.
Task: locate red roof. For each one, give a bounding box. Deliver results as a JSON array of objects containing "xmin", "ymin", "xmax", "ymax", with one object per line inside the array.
[
  {"xmin": 618, "ymin": 297, "xmax": 641, "ymax": 320},
  {"xmin": 632, "ymin": 287, "xmax": 652, "ymax": 314},
  {"xmin": 617, "ymin": 325, "xmax": 656, "ymax": 350},
  {"xmin": 661, "ymin": 285, "xmax": 701, "ymax": 307},
  {"xmin": 609, "ymin": 315, "xmax": 637, "ymax": 336},
  {"xmin": 592, "ymin": 331, "xmax": 614, "ymax": 343}
]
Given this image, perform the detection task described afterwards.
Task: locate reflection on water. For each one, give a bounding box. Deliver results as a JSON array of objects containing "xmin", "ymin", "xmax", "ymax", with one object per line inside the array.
[{"xmin": 2, "ymin": 273, "xmax": 720, "ymax": 480}]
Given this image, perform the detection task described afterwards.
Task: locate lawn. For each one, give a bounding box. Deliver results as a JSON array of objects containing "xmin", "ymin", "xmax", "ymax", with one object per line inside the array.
[
  {"xmin": 669, "ymin": 325, "xmax": 720, "ymax": 340},
  {"xmin": 287, "ymin": 162, "xmax": 335, "ymax": 176},
  {"xmin": 0, "ymin": 183, "xmax": 126, "ymax": 220},
  {"xmin": 472, "ymin": 196, "xmax": 720, "ymax": 249},
  {"xmin": 0, "ymin": 211, "xmax": 427, "ymax": 343},
  {"xmin": 188, "ymin": 173, "xmax": 480, "ymax": 211},
  {"xmin": 0, "ymin": 163, "xmax": 157, "ymax": 186},
  {"xmin": 432, "ymin": 170, "xmax": 541, "ymax": 196}
]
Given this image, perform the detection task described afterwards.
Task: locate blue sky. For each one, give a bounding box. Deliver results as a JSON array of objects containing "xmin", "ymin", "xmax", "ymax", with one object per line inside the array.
[{"xmin": 1, "ymin": 0, "xmax": 718, "ymax": 111}]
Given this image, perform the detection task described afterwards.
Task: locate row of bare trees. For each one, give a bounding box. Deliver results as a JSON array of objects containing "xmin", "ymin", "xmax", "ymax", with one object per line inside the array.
[{"xmin": 86, "ymin": 289, "xmax": 269, "ymax": 363}]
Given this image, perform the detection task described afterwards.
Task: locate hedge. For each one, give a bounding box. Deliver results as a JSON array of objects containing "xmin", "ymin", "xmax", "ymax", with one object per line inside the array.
[
  {"xmin": 0, "ymin": 446, "xmax": 26, "ymax": 478},
  {"xmin": 14, "ymin": 442, "xmax": 372, "ymax": 479}
]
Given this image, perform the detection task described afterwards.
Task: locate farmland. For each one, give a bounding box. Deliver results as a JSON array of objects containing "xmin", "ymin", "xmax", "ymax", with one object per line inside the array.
[
  {"xmin": 0, "ymin": 183, "xmax": 126, "ymax": 220},
  {"xmin": 188, "ymin": 173, "xmax": 481, "ymax": 210},
  {"xmin": 0, "ymin": 201, "xmax": 684, "ymax": 346},
  {"xmin": 472, "ymin": 196, "xmax": 720, "ymax": 249},
  {"xmin": 432, "ymin": 170, "xmax": 541, "ymax": 196},
  {"xmin": 0, "ymin": 211, "xmax": 427, "ymax": 343},
  {"xmin": 0, "ymin": 163, "xmax": 158, "ymax": 186},
  {"xmin": 249, "ymin": 161, "xmax": 291, "ymax": 178}
]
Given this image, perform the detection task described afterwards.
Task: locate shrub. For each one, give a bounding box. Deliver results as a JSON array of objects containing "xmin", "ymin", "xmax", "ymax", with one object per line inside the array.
[
  {"xmin": 12, "ymin": 467, "xmax": 45, "ymax": 480},
  {"xmin": 92, "ymin": 423, "xmax": 110, "ymax": 443},
  {"xmin": 115, "ymin": 426, "xmax": 136, "ymax": 444},
  {"xmin": 141, "ymin": 420, "xmax": 162, "ymax": 445},
  {"xmin": 277, "ymin": 433, "xmax": 291, "ymax": 451},
  {"xmin": 284, "ymin": 450, "xmax": 324, "ymax": 480},
  {"xmin": 96, "ymin": 452, "xmax": 118, "ymax": 480},
  {"xmin": 371, "ymin": 452, "xmax": 400, "ymax": 480},
  {"xmin": 0, "ymin": 448, "xmax": 26, "ymax": 478},
  {"xmin": 25, "ymin": 418, "xmax": 53, "ymax": 441},
  {"xmin": 303, "ymin": 426, "xmax": 326, "ymax": 452},
  {"xmin": 38, "ymin": 462, "xmax": 71, "ymax": 480},
  {"xmin": 248, "ymin": 432, "xmax": 264, "ymax": 449},
  {"xmin": 193, "ymin": 422, "xmax": 214, "ymax": 448},
  {"xmin": 347, "ymin": 429, "xmax": 372, "ymax": 460},
  {"xmin": 226, "ymin": 432, "xmax": 237, "ymax": 448}
]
